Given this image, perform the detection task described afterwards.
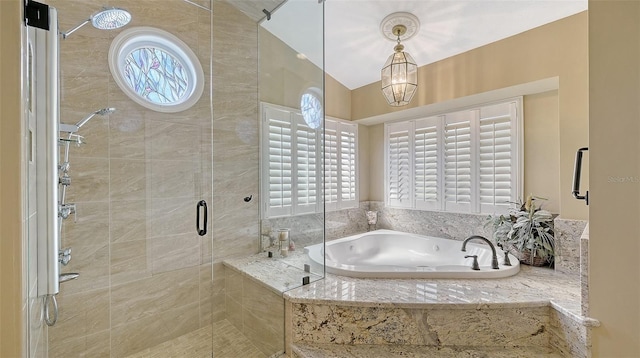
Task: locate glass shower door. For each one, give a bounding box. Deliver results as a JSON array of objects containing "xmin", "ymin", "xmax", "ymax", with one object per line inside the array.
[{"xmin": 46, "ymin": 1, "xmax": 214, "ymax": 356}]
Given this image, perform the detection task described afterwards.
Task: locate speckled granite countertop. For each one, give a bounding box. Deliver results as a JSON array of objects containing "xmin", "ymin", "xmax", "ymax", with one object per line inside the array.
[
  {"xmin": 224, "ymin": 250, "xmax": 324, "ymax": 294},
  {"xmin": 224, "ymin": 250, "xmax": 594, "ymax": 325}
]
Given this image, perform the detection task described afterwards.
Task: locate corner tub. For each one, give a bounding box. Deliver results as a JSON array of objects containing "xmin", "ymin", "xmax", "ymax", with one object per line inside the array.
[{"xmin": 306, "ymin": 229, "xmax": 519, "ymax": 279}]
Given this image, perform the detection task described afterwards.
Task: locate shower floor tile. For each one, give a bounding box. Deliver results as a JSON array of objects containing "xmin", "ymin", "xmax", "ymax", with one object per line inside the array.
[
  {"xmin": 125, "ymin": 319, "xmax": 267, "ymax": 358},
  {"xmin": 212, "ymin": 320, "xmax": 268, "ymax": 358}
]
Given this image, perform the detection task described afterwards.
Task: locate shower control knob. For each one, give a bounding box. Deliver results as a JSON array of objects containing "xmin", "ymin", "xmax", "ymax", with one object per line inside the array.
[
  {"xmin": 59, "ymin": 248, "xmax": 72, "ymax": 266},
  {"xmin": 59, "ymin": 203, "xmax": 77, "ymax": 221},
  {"xmin": 59, "ymin": 175, "xmax": 71, "ymax": 186},
  {"xmin": 59, "ymin": 162, "xmax": 70, "ymax": 173}
]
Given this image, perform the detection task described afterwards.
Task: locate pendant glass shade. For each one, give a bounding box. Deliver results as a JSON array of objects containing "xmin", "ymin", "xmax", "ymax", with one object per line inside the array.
[{"xmin": 381, "ymin": 50, "xmax": 418, "ymax": 106}]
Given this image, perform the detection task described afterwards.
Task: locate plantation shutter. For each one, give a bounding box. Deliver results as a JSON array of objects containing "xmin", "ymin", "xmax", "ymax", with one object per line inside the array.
[
  {"xmin": 386, "ymin": 121, "xmax": 413, "ymax": 208},
  {"xmin": 382, "ymin": 98, "xmax": 521, "ymax": 215},
  {"xmin": 294, "ymin": 113, "xmax": 318, "ymax": 214},
  {"xmin": 324, "ymin": 121, "xmax": 339, "ymax": 210},
  {"xmin": 262, "ymin": 103, "xmax": 358, "ymax": 218},
  {"xmin": 265, "ymin": 107, "xmax": 293, "ymax": 217},
  {"xmin": 414, "ymin": 117, "xmax": 441, "ymax": 210},
  {"xmin": 338, "ymin": 121, "xmax": 358, "ymax": 208},
  {"xmin": 478, "ymin": 102, "xmax": 517, "ymax": 214},
  {"xmin": 444, "ymin": 111, "xmax": 473, "ymax": 212}
]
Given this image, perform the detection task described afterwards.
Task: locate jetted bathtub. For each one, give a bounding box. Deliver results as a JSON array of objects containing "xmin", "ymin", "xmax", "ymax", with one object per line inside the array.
[{"xmin": 306, "ymin": 229, "xmax": 519, "ymax": 279}]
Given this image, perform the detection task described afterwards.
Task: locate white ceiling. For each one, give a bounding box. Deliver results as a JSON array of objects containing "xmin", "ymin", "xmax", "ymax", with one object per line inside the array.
[{"xmin": 261, "ymin": 0, "xmax": 588, "ymax": 90}]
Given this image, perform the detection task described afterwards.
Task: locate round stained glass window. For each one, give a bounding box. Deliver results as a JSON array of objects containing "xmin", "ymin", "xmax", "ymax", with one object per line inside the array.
[
  {"xmin": 300, "ymin": 88, "xmax": 323, "ymax": 129},
  {"xmin": 109, "ymin": 27, "xmax": 204, "ymax": 113}
]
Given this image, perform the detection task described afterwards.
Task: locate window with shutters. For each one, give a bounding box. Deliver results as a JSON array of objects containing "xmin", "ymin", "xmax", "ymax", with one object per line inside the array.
[
  {"xmin": 384, "ymin": 98, "xmax": 521, "ymax": 215},
  {"xmin": 262, "ymin": 103, "xmax": 358, "ymax": 218},
  {"xmin": 414, "ymin": 117, "xmax": 441, "ymax": 210},
  {"xmin": 386, "ymin": 122, "xmax": 412, "ymax": 208},
  {"xmin": 325, "ymin": 120, "xmax": 358, "ymax": 211}
]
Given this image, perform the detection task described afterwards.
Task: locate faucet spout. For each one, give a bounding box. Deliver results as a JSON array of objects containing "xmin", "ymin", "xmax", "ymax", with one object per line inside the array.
[{"xmin": 461, "ymin": 235, "xmax": 499, "ymax": 270}]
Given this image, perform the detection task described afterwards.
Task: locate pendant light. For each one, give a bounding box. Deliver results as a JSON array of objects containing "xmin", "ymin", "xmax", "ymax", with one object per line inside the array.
[{"xmin": 380, "ymin": 13, "xmax": 420, "ymax": 107}]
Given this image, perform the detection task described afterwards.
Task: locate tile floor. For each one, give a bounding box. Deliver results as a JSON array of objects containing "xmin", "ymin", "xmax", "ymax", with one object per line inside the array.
[{"xmin": 125, "ymin": 320, "xmax": 268, "ymax": 358}]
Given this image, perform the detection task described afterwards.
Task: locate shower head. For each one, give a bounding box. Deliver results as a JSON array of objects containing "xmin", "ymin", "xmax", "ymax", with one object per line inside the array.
[
  {"xmin": 61, "ymin": 7, "xmax": 131, "ymax": 39},
  {"xmin": 95, "ymin": 107, "xmax": 116, "ymax": 116},
  {"xmin": 75, "ymin": 107, "xmax": 116, "ymax": 129},
  {"xmin": 59, "ymin": 107, "xmax": 115, "ymax": 134},
  {"xmin": 91, "ymin": 8, "xmax": 132, "ymax": 30}
]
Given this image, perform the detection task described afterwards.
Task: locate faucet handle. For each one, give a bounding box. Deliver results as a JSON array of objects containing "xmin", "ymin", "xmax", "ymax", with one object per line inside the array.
[
  {"xmin": 59, "ymin": 203, "xmax": 77, "ymax": 221},
  {"xmin": 502, "ymin": 251, "xmax": 512, "ymax": 266},
  {"xmin": 59, "ymin": 174, "xmax": 71, "ymax": 186},
  {"xmin": 464, "ymin": 255, "xmax": 480, "ymax": 270},
  {"xmin": 59, "ymin": 247, "xmax": 72, "ymax": 266}
]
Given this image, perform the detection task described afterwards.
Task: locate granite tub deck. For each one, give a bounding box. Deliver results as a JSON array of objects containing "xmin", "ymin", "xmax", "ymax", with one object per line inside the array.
[{"xmin": 224, "ymin": 252, "xmax": 597, "ymax": 358}]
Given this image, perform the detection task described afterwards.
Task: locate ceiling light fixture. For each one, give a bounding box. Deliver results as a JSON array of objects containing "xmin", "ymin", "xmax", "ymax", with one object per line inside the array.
[{"xmin": 380, "ymin": 12, "xmax": 420, "ymax": 107}]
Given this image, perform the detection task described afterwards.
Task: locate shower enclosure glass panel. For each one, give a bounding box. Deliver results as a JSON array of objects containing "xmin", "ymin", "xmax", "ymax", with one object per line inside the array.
[
  {"xmin": 259, "ymin": 0, "xmax": 326, "ymax": 288},
  {"xmin": 209, "ymin": 0, "xmax": 325, "ymax": 356},
  {"xmin": 46, "ymin": 1, "xmax": 213, "ymax": 356}
]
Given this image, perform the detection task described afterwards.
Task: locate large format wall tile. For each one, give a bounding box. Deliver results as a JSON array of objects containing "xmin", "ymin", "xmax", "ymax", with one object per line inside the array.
[
  {"xmin": 59, "ymin": 75, "xmax": 109, "ymax": 113},
  {"xmin": 65, "ymin": 157, "xmax": 110, "ymax": 202},
  {"xmin": 59, "ymin": 35, "xmax": 109, "ymax": 76},
  {"xmin": 147, "ymin": 197, "xmax": 193, "ymax": 238},
  {"xmin": 212, "ymin": 0, "xmax": 260, "ymax": 264},
  {"xmin": 110, "ymin": 239, "xmax": 151, "ymax": 286},
  {"xmin": 148, "ymin": 159, "xmax": 198, "ymax": 199},
  {"xmin": 106, "ymin": 84, "xmax": 147, "ymax": 159},
  {"xmin": 62, "ymin": 201, "xmax": 109, "ymax": 247},
  {"xmin": 49, "ymin": 329, "xmax": 110, "ymax": 358},
  {"xmin": 48, "ymin": 288, "xmax": 110, "ymax": 344},
  {"xmin": 110, "ymin": 302, "xmax": 200, "ymax": 358},
  {"xmin": 109, "ymin": 159, "xmax": 146, "ymax": 201},
  {"xmin": 210, "ymin": 263, "xmax": 226, "ymax": 323},
  {"xmin": 148, "ymin": 233, "xmax": 201, "ymax": 274},
  {"xmin": 110, "ymin": 266, "xmax": 199, "ymax": 326},
  {"xmin": 200, "ymin": 263, "xmax": 215, "ymax": 327},
  {"xmin": 146, "ymin": 120, "xmax": 202, "ymax": 162},
  {"xmin": 59, "ymin": 242, "xmax": 110, "ymax": 295},
  {"xmin": 224, "ymin": 265, "xmax": 284, "ymax": 357},
  {"xmin": 110, "ymin": 199, "xmax": 147, "ymax": 243},
  {"xmin": 242, "ymin": 276, "xmax": 284, "ymax": 355}
]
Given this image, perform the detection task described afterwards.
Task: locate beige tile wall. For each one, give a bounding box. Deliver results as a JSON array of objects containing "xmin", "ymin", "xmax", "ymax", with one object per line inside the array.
[
  {"xmin": 211, "ymin": 0, "xmax": 260, "ymax": 263},
  {"xmin": 225, "ymin": 267, "xmax": 285, "ymax": 357},
  {"xmin": 211, "ymin": 1, "xmax": 263, "ymax": 352},
  {"xmin": 46, "ymin": 0, "xmax": 218, "ymax": 356}
]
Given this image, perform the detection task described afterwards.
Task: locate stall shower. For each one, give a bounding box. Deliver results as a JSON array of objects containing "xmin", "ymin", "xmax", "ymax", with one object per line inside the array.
[
  {"xmin": 25, "ymin": 0, "xmax": 219, "ymax": 356},
  {"xmin": 24, "ymin": 0, "xmax": 321, "ymax": 356}
]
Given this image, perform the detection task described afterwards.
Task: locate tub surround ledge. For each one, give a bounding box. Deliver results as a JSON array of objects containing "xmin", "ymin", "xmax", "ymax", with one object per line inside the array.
[
  {"xmin": 283, "ymin": 265, "xmax": 580, "ymax": 309},
  {"xmin": 225, "ymin": 250, "xmax": 592, "ymax": 358},
  {"xmin": 285, "ymin": 261, "xmax": 589, "ymax": 358}
]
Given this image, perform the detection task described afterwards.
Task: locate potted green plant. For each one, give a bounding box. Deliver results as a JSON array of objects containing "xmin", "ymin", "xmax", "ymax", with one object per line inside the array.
[{"xmin": 487, "ymin": 194, "xmax": 555, "ymax": 266}]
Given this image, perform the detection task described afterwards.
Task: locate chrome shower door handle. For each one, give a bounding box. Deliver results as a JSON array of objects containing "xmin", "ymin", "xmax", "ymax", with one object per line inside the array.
[
  {"xmin": 572, "ymin": 147, "xmax": 589, "ymax": 205},
  {"xmin": 196, "ymin": 200, "xmax": 207, "ymax": 236}
]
